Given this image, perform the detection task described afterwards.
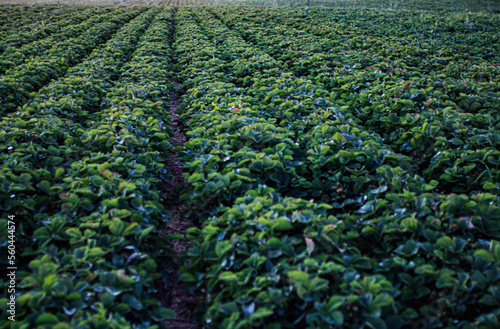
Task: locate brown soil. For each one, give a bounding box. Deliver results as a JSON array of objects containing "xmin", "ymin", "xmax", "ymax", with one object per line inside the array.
[
  {"xmin": 156, "ymin": 78, "xmax": 202, "ymax": 329},
  {"xmin": 155, "ymin": 9, "xmax": 203, "ymax": 327}
]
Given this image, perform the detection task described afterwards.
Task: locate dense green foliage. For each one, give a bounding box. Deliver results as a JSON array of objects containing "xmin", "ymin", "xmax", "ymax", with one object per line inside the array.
[
  {"xmin": 0, "ymin": 7, "xmax": 147, "ymax": 113},
  {"xmin": 0, "ymin": 7, "xmax": 113, "ymax": 73},
  {"xmin": 175, "ymin": 5, "xmax": 500, "ymax": 329},
  {"xmin": 0, "ymin": 3, "xmax": 499, "ymax": 329},
  {"xmin": 0, "ymin": 5, "xmax": 112, "ymax": 54},
  {"xmin": 0, "ymin": 7, "xmax": 176, "ymax": 329},
  {"xmin": 201, "ymin": 0, "xmax": 499, "ymax": 13}
]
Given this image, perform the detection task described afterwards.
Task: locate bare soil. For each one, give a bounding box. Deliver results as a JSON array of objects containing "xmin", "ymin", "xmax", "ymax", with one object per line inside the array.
[{"xmin": 156, "ymin": 76, "xmax": 202, "ymax": 329}]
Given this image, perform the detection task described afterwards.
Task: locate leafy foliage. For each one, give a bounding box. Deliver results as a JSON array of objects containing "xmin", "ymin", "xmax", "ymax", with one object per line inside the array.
[
  {"xmin": 175, "ymin": 6, "xmax": 500, "ymax": 329},
  {"xmin": 0, "ymin": 3, "xmax": 498, "ymax": 329},
  {"xmin": 0, "ymin": 8, "xmax": 177, "ymax": 329}
]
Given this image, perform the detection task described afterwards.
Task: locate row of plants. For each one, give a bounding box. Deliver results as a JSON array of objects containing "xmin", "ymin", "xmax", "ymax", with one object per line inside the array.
[
  {"xmin": 0, "ymin": 8, "xmax": 178, "ymax": 328},
  {"xmin": 0, "ymin": 5, "xmax": 70, "ymax": 37},
  {"xmin": 211, "ymin": 6, "xmax": 500, "ymax": 196},
  {"xmin": 212, "ymin": 7, "xmax": 499, "ymax": 111},
  {"xmin": 0, "ymin": 0, "xmax": 157, "ymax": 305},
  {"xmin": 0, "ymin": 6, "xmax": 110, "ymax": 45},
  {"xmin": 175, "ymin": 7, "xmax": 500, "ymax": 328},
  {"xmin": 0, "ymin": 6, "xmax": 147, "ymax": 115},
  {"xmin": 199, "ymin": 0, "xmax": 499, "ymax": 13},
  {"xmin": 0, "ymin": 6, "xmax": 114, "ymax": 69}
]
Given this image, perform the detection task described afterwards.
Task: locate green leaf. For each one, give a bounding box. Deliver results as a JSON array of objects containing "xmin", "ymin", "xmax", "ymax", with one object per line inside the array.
[
  {"xmin": 123, "ymin": 222, "xmax": 139, "ymax": 235},
  {"xmin": 366, "ymin": 316, "xmax": 387, "ymax": 329},
  {"xmin": 37, "ymin": 180, "xmax": 51, "ymax": 194},
  {"xmin": 330, "ymin": 311, "xmax": 343, "ymax": 325},
  {"xmin": 51, "ymin": 157, "xmax": 64, "ymax": 166},
  {"xmin": 474, "ymin": 249, "xmax": 495, "ymax": 263},
  {"xmin": 436, "ymin": 236, "xmax": 455, "ymax": 249},
  {"xmin": 35, "ymin": 313, "xmax": 59, "ymax": 325},
  {"xmin": 139, "ymin": 226, "xmax": 154, "ymax": 240},
  {"xmin": 353, "ymin": 257, "xmax": 373, "ymax": 269},
  {"xmin": 287, "ymin": 270, "xmax": 309, "ymax": 282},
  {"xmin": 373, "ymin": 293, "xmax": 393, "ymax": 308},
  {"xmin": 273, "ymin": 218, "xmax": 293, "ymax": 230},
  {"xmin": 179, "ymin": 273, "xmax": 196, "ymax": 283},
  {"xmin": 65, "ymin": 228, "xmax": 82, "ymax": 238},
  {"xmin": 249, "ymin": 307, "xmax": 273, "ymax": 321},
  {"xmin": 122, "ymin": 294, "xmax": 143, "ymax": 310},
  {"xmin": 109, "ymin": 217, "xmax": 125, "ymax": 236},
  {"xmin": 116, "ymin": 270, "xmax": 137, "ymax": 286},
  {"xmin": 54, "ymin": 167, "xmax": 65, "ymax": 180},
  {"xmin": 479, "ymin": 295, "xmax": 499, "ymax": 306},
  {"xmin": 88, "ymin": 247, "xmax": 106, "ymax": 257},
  {"xmin": 436, "ymin": 273, "xmax": 457, "ymax": 288},
  {"xmin": 42, "ymin": 274, "xmax": 59, "ymax": 292},
  {"xmin": 100, "ymin": 292, "xmax": 114, "ymax": 306},
  {"xmin": 219, "ymin": 271, "xmax": 238, "ymax": 282},
  {"xmin": 326, "ymin": 295, "xmax": 345, "ymax": 310}
]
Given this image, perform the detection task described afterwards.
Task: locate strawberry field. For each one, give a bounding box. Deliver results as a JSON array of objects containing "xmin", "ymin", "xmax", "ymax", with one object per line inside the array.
[{"xmin": 0, "ymin": 3, "xmax": 499, "ymax": 329}]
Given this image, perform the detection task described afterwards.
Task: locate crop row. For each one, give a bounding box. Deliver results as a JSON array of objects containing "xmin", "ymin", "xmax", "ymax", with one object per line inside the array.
[
  {"xmin": 0, "ymin": 7, "xmax": 147, "ymax": 115},
  {"xmin": 215, "ymin": 7, "xmax": 499, "ymax": 112},
  {"xmin": 0, "ymin": 5, "xmax": 70, "ymax": 36},
  {"xmin": 0, "ymin": 6, "xmax": 114, "ymax": 55},
  {"xmin": 0, "ymin": 8, "xmax": 177, "ymax": 328},
  {"xmin": 200, "ymin": 0, "xmax": 500, "ymax": 12},
  {"xmin": 175, "ymin": 7, "xmax": 500, "ymax": 329},
  {"xmin": 0, "ymin": 6, "xmax": 114, "ymax": 67},
  {"xmin": 0, "ymin": 6, "xmax": 108, "ymax": 74},
  {"xmin": 212, "ymin": 6, "xmax": 500, "ymax": 196}
]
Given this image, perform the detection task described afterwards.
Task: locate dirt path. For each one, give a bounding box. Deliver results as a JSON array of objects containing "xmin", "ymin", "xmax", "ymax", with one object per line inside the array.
[
  {"xmin": 159, "ymin": 79, "xmax": 200, "ymax": 329},
  {"xmin": 156, "ymin": 9, "xmax": 201, "ymax": 329}
]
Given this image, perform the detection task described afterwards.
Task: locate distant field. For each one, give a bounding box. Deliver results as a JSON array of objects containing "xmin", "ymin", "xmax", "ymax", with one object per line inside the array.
[
  {"xmin": 203, "ymin": 0, "xmax": 499, "ymax": 12},
  {"xmin": 0, "ymin": 0, "xmax": 200, "ymax": 5},
  {"xmin": 0, "ymin": 0, "xmax": 498, "ymax": 10}
]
